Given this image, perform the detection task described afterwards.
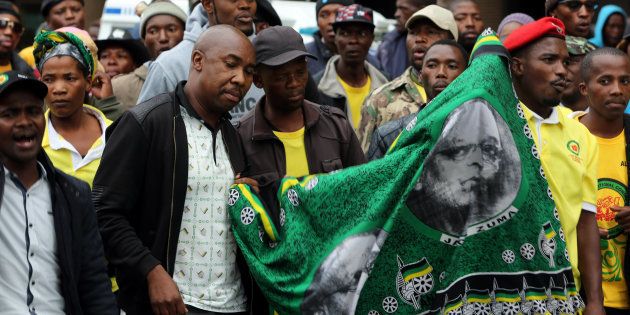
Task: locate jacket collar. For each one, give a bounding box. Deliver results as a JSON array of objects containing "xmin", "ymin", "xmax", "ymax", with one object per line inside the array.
[
  {"xmin": 251, "ymin": 97, "xmax": 321, "ymax": 140},
  {"xmin": 174, "ymin": 81, "xmax": 232, "ymax": 130}
]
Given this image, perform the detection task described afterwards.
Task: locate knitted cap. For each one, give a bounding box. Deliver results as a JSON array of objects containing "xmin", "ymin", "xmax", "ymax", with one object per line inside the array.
[{"xmin": 140, "ymin": 1, "xmax": 187, "ymax": 39}]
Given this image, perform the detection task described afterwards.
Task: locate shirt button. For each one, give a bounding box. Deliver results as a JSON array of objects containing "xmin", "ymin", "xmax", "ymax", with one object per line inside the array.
[
  {"xmin": 31, "ymin": 281, "xmax": 35, "ymax": 285},
  {"xmin": 29, "ymin": 224, "xmax": 33, "ymax": 228}
]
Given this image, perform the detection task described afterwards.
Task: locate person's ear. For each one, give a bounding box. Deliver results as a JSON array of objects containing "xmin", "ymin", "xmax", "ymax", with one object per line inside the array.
[
  {"xmin": 578, "ymin": 81, "xmax": 588, "ymax": 97},
  {"xmin": 510, "ymin": 57, "xmax": 524, "ymax": 77},
  {"xmin": 202, "ymin": 0, "xmax": 214, "ymax": 18},
  {"xmin": 191, "ymin": 50, "xmax": 204, "ymax": 72}
]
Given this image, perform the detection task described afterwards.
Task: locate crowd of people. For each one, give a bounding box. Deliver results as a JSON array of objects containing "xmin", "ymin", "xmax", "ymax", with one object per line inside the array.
[{"xmin": 2, "ymin": 0, "xmax": 630, "ymax": 314}]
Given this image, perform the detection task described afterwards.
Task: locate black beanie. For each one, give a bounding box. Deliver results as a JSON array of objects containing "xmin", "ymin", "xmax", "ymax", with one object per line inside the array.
[
  {"xmin": 315, "ymin": 0, "xmax": 355, "ymax": 16},
  {"xmin": 0, "ymin": 1, "xmax": 19, "ymax": 20},
  {"xmin": 41, "ymin": 0, "xmax": 84, "ymax": 18}
]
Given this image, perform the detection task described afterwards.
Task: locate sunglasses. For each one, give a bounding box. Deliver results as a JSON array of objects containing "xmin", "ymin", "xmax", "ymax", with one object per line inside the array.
[
  {"xmin": 558, "ymin": 0, "xmax": 599, "ymax": 12},
  {"xmin": 0, "ymin": 19, "xmax": 23, "ymax": 35}
]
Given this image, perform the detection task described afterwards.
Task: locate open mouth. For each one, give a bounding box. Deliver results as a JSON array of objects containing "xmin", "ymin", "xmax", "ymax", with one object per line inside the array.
[{"xmin": 13, "ymin": 133, "xmax": 37, "ymax": 149}]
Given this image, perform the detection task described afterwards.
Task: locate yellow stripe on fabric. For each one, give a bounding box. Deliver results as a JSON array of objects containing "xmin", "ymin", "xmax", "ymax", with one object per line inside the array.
[
  {"xmin": 467, "ymin": 297, "xmax": 491, "ymax": 303},
  {"xmin": 239, "ymin": 184, "xmax": 278, "ymax": 242},
  {"xmin": 495, "ymin": 296, "xmax": 521, "ymax": 303},
  {"xmin": 388, "ymin": 133, "xmax": 403, "ymax": 153},
  {"xmin": 280, "ymin": 178, "xmax": 300, "ymax": 195},
  {"xmin": 402, "ymin": 268, "xmax": 432, "ymax": 282},
  {"xmin": 471, "ymin": 35, "xmax": 500, "ymax": 52}
]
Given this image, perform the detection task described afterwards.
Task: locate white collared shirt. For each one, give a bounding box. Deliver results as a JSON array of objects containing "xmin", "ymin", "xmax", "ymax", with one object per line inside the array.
[
  {"xmin": 0, "ymin": 165, "xmax": 64, "ymax": 315},
  {"xmin": 173, "ymin": 107, "xmax": 247, "ymax": 312}
]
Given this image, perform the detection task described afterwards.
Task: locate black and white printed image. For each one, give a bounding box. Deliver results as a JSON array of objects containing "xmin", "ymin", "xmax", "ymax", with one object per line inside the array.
[
  {"xmin": 301, "ymin": 230, "xmax": 387, "ymax": 315},
  {"xmin": 407, "ymin": 99, "xmax": 522, "ymax": 237}
]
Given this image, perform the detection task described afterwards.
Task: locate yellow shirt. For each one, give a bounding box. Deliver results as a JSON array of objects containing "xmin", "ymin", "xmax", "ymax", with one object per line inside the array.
[
  {"xmin": 338, "ymin": 76, "xmax": 371, "ymax": 129},
  {"xmin": 42, "ymin": 105, "xmax": 112, "ymax": 187},
  {"xmin": 593, "ymin": 131, "xmax": 630, "ymax": 309},
  {"xmin": 273, "ymin": 127, "xmax": 309, "ymax": 178},
  {"xmin": 413, "ymin": 81, "xmax": 428, "ymax": 103},
  {"xmin": 18, "ymin": 45, "xmax": 36, "ymax": 68},
  {"xmin": 521, "ymin": 104, "xmax": 598, "ymax": 289}
]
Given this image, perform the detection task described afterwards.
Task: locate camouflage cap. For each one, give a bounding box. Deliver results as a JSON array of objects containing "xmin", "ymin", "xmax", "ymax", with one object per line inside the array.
[{"xmin": 565, "ymin": 36, "xmax": 596, "ymax": 56}]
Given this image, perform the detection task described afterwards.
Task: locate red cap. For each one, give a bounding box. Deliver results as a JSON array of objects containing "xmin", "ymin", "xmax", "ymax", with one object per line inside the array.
[{"xmin": 503, "ymin": 17, "xmax": 566, "ymax": 53}]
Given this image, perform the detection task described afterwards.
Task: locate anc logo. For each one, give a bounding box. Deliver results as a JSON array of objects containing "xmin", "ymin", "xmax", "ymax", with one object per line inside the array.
[
  {"xmin": 566, "ymin": 140, "xmax": 580, "ymax": 156},
  {"xmin": 0, "ymin": 74, "xmax": 8, "ymax": 86}
]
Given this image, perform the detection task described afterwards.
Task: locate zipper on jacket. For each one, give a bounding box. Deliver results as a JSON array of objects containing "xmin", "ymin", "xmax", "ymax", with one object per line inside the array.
[{"xmin": 166, "ymin": 115, "xmax": 177, "ymax": 273}]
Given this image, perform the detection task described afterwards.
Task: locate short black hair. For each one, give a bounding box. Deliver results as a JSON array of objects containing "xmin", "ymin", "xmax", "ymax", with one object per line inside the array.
[
  {"xmin": 449, "ymin": 0, "xmax": 479, "ymax": 10},
  {"xmin": 580, "ymin": 47, "xmax": 629, "ymax": 81},
  {"xmin": 425, "ymin": 39, "xmax": 469, "ymax": 65}
]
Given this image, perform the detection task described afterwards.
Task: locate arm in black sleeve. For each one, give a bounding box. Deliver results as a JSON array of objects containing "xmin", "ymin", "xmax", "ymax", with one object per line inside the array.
[{"xmin": 93, "ymin": 113, "xmax": 161, "ymax": 278}]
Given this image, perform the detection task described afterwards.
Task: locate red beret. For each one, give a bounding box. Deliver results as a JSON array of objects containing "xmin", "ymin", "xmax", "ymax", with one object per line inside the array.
[{"xmin": 504, "ymin": 17, "xmax": 566, "ymax": 53}]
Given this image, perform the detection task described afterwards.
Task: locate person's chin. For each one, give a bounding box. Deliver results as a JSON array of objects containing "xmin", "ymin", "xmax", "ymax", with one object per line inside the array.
[{"xmin": 239, "ymin": 25, "xmax": 254, "ymax": 37}]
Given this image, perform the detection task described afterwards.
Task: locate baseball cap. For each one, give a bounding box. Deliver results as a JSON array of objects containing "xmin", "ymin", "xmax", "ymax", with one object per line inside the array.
[
  {"xmin": 405, "ymin": 5, "xmax": 459, "ymax": 41},
  {"xmin": 253, "ymin": 26, "xmax": 316, "ymax": 66},
  {"xmin": 332, "ymin": 4, "xmax": 375, "ymax": 31},
  {"xmin": 0, "ymin": 71, "xmax": 48, "ymax": 99},
  {"xmin": 565, "ymin": 36, "xmax": 596, "ymax": 56}
]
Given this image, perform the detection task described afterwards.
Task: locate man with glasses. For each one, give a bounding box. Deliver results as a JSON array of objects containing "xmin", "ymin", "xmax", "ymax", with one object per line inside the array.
[
  {"xmin": 0, "ymin": 1, "xmax": 31, "ymax": 76},
  {"xmin": 316, "ymin": 4, "xmax": 388, "ymax": 131},
  {"xmin": 546, "ymin": 0, "xmax": 597, "ymax": 38}
]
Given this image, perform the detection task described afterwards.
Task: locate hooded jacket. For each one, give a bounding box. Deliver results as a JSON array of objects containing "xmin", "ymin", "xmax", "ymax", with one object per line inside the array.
[
  {"xmin": 136, "ymin": 3, "xmax": 264, "ymax": 122},
  {"xmin": 589, "ymin": 4, "xmax": 627, "ymax": 47}
]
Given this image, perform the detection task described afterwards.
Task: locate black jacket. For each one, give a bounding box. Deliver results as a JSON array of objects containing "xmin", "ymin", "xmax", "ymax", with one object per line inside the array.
[
  {"xmin": 93, "ymin": 82, "xmax": 262, "ymax": 313},
  {"xmin": 367, "ymin": 113, "xmax": 416, "ymax": 160},
  {"xmin": 0, "ymin": 152, "xmax": 117, "ymax": 315},
  {"xmin": 10, "ymin": 51, "xmax": 34, "ymax": 77}
]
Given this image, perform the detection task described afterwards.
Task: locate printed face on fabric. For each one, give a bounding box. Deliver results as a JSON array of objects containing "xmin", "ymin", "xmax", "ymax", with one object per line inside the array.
[
  {"xmin": 581, "ymin": 53, "xmax": 630, "ymax": 121},
  {"xmin": 301, "ymin": 230, "xmax": 387, "ymax": 314},
  {"xmin": 406, "ymin": 19, "xmax": 451, "ymax": 71},
  {"xmin": 0, "ymin": 87, "xmax": 45, "ymax": 168},
  {"xmin": 407, "ymin": 99, "xmax": 522, "ymax": 237}
]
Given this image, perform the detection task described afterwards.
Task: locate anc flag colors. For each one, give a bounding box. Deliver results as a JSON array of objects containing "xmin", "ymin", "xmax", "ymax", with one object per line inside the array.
[{"xmin": 227, "ymin": 29, "xmax": 584, "ymax": 314}]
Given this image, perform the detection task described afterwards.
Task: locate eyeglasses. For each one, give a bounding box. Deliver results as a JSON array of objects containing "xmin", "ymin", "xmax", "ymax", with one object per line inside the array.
[
  {"xmin": 0, "ymin": 19, "xmax": 24, "ymax": 35},
  {"xmin": 558, "ymin": 0, "xmax": 599, "ymax": 12}
]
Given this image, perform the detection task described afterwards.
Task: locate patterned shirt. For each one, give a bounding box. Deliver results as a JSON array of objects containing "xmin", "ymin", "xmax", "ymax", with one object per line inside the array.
[
  {"xmin": 356, "ymin": 67, "xmax": 425, "ymax": 152},
  {"xmin": 173, "ymin": 107, "xmax": 247, "ymax": 312}
]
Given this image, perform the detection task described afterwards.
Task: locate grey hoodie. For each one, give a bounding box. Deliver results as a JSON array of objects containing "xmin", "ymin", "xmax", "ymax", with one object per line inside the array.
[{"xmin": 137, "ymin": 3, "xmax": 263, "ymax": 122}]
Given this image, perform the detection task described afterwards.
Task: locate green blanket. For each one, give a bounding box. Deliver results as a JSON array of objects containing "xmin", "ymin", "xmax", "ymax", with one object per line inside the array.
[{"xmin": 228, "ymin": 31, "xmax": 583, "ymax": 315}]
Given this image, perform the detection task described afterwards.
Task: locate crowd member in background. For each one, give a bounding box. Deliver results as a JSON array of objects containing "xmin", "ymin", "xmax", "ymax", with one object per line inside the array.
[
  {"xmin": 20, "ymin": 0, "xmax": 86, "ymax": 68},
  {"xmin": 376, "ymin": 0, "xmax": 432, "ymax": 79},
  {"xmin": 449, "ymin": 0, "xmax": 484, "ymax": 53},
  {"xmin": 562, "ymin": 36, "xmax": 596, "ymax": 111},
  {"xmin": 137, "ymin": 0, "xmax": 264, "ymax": 123},
  {"xmin": 316, "ymin": 4, "xmax": 388, "ymax": 130},
  {"xmin": 96, "ymin": 29, "xmax": 150, "ymax": 79},
  {"xmin": 254, "ymin": 0, "xmax": 281, "ymax": 34},
  {"xmin": 546, "ymin": 0, "xmax": 596, "ymax": 38},
  {"xmin": 617, "ymin": 27, "xmax": 630, "ymax": 56},
  {"xmin": 357, "ymin": 4, "xmax": 456, "ymax": 152},
  {"xmin": 34, "ymin": 29, "xmax": 111, "ymax": 188},
  {"xmin": 0, "ymin": 71, "xmax": 117, "ymax": 315},
  {"xmin": 589, "ymin": 5, "xmax": 627, "ymax": 48},
  {"xmin": 577, "ymin": 47, "xmax": 630, "ymax": 315},
  {"xmin": 0, "ymin": 1, "xmax": 32, "ymax": 76},
  {"xmin": 367, "ymin": 39, "xmax": 466, "ymax": 160},
  {"xmin": 504, "ymin": 17, "xmax": 605, "ymax": 314},
  {"xmin": 112, "ymin": 1, "xmax": 186, "ymax": 112},
  {"xmin": 238, "ymin": 26, "xmax": 365, "ymax": 187},
  {"xmin": 497, "ymin": 12, "xmax": 534, "ymax": 41},
  {"xmin": 94, "ymin": 26, "xmax": 263, "ymax": 315}
]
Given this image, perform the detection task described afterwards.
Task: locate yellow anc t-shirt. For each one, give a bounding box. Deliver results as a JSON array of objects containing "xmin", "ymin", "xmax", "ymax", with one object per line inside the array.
[
  {"xmin": 593, "ymin": 131, "xmax": 630, "ymax": 309},
  {"xmin": 521, "ymin": 104, "xmax": 599, "ymax": 290},
  {"xmin": 273, "ymin": 127, "xmax": 309, "ymax": 178},
  {"xmin": 338, "ymin": 76, "xmax": 371, "ymax": 129}
]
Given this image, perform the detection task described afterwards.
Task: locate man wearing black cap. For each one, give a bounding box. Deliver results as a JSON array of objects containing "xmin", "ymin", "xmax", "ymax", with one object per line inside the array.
[
  {"xmin": 19, "ymin": 0, "xmax": 85, "ymax": 68},
  {"xmin": 238, "ymin": 26, "xmax": 365, "ymax": 186},
  {"xmin": 316, "ymin": 4, "xmax": 388, "ymax": 131},
  {"xmin": 0, "ymin": 71, "xmax": 117, "ymax": 314},
  {"xmin": 0, "ymin": 1, "xmax": 32, "ymax": 76}
]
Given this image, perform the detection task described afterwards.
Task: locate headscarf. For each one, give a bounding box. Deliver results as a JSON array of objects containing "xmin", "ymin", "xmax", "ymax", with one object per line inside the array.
[{"xmin": 33, "ymin": 28, "xmax": 96, "ymax": 80}]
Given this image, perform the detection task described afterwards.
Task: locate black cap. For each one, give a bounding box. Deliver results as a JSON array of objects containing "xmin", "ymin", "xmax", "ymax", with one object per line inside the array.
[
  {"xmin": 0, "ymin": 71, "xmax": 48, "ymax": 99},
  {"xmin": 96, "ymin": 28, "xmax": 150, "ymax": 66},
  {"xmin": 256, "ymin": 0, "xmax": 282, "ymax": 27},
  {"xmin": 332, "ymin": 4, "xmax": 375, "ymax": 31},
  {"xmin": 253, "ymin": 26, "xmax": 316, "ymax": 66},
  {"xmin": 0, "ymin": 1, "xmax": 19, "ymax": 20},
  {"xmin": 41, "ymin": 0, "xmax": 84, "ymax": 17},
  {"xmin": 315, "ymin": 0, "xmax": 354, "ymax": 16}
]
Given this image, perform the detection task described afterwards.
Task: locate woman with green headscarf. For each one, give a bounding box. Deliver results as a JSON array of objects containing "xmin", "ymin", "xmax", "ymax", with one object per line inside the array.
[{"xmin": 34, "ymin": 28, "xmax": 112, "ymax": 188}]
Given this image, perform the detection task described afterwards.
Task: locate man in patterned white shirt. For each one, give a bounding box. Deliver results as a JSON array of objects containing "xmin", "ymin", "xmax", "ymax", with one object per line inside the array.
[{"xmin": 94, "ymin": 25, "xmax": 262, "ymax": 315}]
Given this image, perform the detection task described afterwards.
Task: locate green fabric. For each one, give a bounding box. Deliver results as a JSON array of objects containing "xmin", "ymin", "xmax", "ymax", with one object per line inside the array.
[{"xmin": 228, "ymin": 30, "xmax": 584, "ymax": 314}]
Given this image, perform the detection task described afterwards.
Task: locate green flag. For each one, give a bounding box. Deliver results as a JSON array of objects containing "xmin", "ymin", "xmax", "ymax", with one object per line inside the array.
[{"xmin": 228, "ymin": 30, "xmax": 583, "ymax": 314}]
